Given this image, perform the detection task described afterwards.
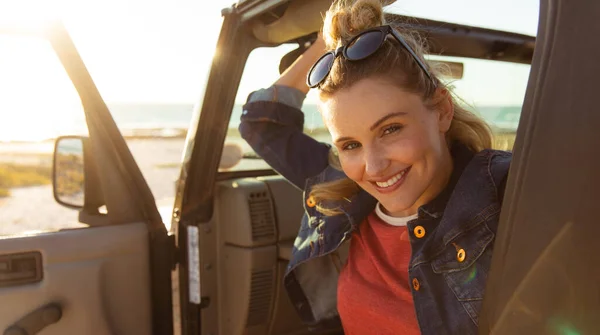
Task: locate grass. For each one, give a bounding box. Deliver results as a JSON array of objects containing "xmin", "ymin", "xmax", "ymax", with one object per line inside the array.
[
  {"xmin": 493, "ymin": 132, "xmax": 517, "ymax": 151},
  {"xmin": 0, "ymin": 163, "xmax": 52, "ymax": 198},
  {"xmin": 155, "ymin": 162, "xmax": 181, "ymax": 169}
]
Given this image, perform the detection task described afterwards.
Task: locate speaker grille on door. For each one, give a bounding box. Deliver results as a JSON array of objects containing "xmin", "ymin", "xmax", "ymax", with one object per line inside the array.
[
  {"xmin": 248, "ymin": 191, "xmax": 276, "ymax": 241},
  {"xmin": 246, "ymin": 269, "xmax": 275, "ymax": 327}
]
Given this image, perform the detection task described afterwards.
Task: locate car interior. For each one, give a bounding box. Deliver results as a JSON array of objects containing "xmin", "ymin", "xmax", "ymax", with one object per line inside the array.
[{"xmin": 189, "ymin": 1, "xmax": 536, "ymax": 334}]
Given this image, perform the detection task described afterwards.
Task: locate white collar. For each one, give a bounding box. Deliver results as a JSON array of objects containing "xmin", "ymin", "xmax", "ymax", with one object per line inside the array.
[{"xmin": 375, "ymin": 202, "xmax": 418, "ymax": 227}]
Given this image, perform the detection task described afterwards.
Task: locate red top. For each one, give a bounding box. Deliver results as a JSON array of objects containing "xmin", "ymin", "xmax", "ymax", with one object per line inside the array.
[{"xmin": 337, "ymin": 210, "xmax": 420, "ymax": 334}]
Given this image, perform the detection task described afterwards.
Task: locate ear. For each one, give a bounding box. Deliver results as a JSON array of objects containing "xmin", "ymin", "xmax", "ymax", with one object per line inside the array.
[{"xmin": 436, "ymin": 89, "xmax": 454, "ymax": 133}]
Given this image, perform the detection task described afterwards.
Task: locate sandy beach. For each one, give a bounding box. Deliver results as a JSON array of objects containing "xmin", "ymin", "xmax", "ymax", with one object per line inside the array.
[
  {"xmin": 0, "ymin": 138, "xmax": 186, "ymax": 235},
  {"xmin": 0, "ymin": 131, "xmax": 285, "ymax": 237}
]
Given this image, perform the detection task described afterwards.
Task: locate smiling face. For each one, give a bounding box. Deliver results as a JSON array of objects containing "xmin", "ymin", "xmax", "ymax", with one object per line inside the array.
[{"xmin": 320, "ymin": 77, "xmax": 454, "ymax": 217}]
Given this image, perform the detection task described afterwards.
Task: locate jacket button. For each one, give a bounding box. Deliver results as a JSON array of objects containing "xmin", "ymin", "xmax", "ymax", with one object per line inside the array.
[
  {"xmin": 413, "ymin": 225, "xmax": 426, "ymax": 238},
  {"xmin": 306, "ymin": 196, "xmax": 316, "ymax": 208},
  {"xmin": 412, "ymin": 278, "xmax": 420, "ymax": 291},
  {"xmin": 457, "ymin": 248, "xmax": 466, "ymax": 262}
]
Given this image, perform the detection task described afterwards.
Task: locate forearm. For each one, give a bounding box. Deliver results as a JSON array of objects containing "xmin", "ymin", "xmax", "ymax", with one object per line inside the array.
[
  {"xmin": 248, "ymin": 35, "xmax": 327, "ymax": 107},
  {"xmin": 274, "ymin": 37, "xmax": 327, "ymax": 95}
]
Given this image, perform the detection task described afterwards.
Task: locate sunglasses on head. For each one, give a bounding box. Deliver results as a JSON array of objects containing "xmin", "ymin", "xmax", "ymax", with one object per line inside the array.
[{"xmin": 306, "ymin": 25, "xmax": 436, "ymax": 89}]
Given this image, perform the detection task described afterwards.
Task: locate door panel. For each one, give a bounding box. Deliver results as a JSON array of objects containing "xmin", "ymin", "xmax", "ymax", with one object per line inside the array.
[
  {"xmin": 203, "ymin": 175, "xmax": 341, "ymax": 335},
  {"xmin": 0, "ymin": 223, "xmax": 152, "ymax": 335}
]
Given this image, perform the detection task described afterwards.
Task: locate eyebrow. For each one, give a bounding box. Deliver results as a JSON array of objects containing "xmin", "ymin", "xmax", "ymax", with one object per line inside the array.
[
  {"xmin": 334, "ymin": 111, "xmax": 408, "ymax": 144},
  {"xmin": 369, "ymin": 111, "xmax": 407, "ymax": 131}
]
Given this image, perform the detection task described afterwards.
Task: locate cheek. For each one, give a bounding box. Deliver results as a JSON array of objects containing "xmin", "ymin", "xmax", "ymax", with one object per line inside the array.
[
  {"xmin": 338, "ymin": 154, "xmax": 364, "ymax": 182},
  {"xmin": 407, "ymin": 117, "xmax": 446, "ymax": 157},
  {"xmin": 388, "ymin": 138, "xmax": 426, "ymax": 162},
  {"xmin": 387, "ymin": 129, "xmax": 436, "ymax": 163}
]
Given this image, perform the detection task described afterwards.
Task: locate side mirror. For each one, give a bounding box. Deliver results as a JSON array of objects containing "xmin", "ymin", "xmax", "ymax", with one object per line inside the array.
[
  {"xmin": 52, "ymin": 136, "xmax": 107, "ymax": 226},
  {"xmin": 53, "ymin": 136, "xmax": 85, "ymax": 209},
  {"xmin": 220, "ymin": 142, "xmax": 243, "ymax": 170}
]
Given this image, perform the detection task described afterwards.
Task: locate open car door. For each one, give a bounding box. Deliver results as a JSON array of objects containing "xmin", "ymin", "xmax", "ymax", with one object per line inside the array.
[
  {"xmin": 0, "ymin": 21, "xmax": 175, "ymax": 334},
  {"xmin": 479, "ymin": 0, "xmax": 600, "ymax": 333}
]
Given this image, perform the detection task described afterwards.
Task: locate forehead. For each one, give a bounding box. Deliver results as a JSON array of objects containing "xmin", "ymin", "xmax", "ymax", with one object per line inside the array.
[{"xmin": 320, "ymin": 78, "xmax": 423, "ymax": 136}]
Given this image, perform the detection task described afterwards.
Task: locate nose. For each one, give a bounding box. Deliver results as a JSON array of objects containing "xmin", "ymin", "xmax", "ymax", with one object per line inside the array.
[{"xmin": 364, "ymin": 145, "xmax": 390, "ymax": 178}]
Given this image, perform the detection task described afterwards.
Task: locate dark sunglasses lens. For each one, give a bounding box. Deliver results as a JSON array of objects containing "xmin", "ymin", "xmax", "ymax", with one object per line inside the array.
[
  {"xmin": 346, "ymin": 30, "xmax": 384, "ymax": 60},
  {"xmin": 308, "ymin": 52, "xmax": 335, "ymax": 87}
]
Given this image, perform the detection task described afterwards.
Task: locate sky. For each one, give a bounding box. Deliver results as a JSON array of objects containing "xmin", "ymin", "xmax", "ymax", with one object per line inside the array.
[{"xmin": 0, "ymin": 0, "xmax": 539, "ymax": 141}]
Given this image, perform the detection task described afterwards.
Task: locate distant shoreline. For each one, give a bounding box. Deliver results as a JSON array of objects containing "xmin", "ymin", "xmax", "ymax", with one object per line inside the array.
[
  {"xmin": 0, "ymin": 125, "xmax": 517, "ymax": 145},
  {"xmin": 1, "ymin": 103, "xmax": 521, "ymax": 143}
]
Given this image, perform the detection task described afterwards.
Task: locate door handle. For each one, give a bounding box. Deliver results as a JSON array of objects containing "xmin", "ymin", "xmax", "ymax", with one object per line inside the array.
[
  {"xmin": 4, "ymin": 303, "xmax": 62, "ymax": 335},
  {"xmin": 0, "ymin": 252, "xmax": 42, "ymax": 287}
]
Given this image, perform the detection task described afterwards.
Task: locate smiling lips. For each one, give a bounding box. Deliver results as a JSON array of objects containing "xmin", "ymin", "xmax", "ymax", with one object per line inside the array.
[{"xmin": 372, "ymin": 167, "xmax": 411, "ymax": 193}]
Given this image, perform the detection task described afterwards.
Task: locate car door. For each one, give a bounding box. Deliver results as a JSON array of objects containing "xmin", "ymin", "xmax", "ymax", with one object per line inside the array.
[
  {"xmin": 0, "ymin": 21, "xmax": 175, "ymax": 335},
  {"xmin": 479, "ymin": 0, "xmax": 600, "ymax": 333}
]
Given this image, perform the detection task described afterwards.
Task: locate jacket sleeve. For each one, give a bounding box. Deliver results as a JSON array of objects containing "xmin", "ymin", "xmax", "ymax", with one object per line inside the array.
[{"xmin": 239, "ymin": 86, "xmax": 331, "ymax": 190}]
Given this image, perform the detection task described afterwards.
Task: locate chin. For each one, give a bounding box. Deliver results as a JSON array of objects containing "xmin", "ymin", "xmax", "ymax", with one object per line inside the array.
[{"xmin": 358, "ymin": 177, "xmax": 425, "ymax": 216}]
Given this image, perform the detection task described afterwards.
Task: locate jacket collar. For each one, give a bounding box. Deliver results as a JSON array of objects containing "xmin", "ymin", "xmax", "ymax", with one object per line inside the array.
[
  {"xmin": 430, "ymin": 148, "xmax": 502, "ymax": 247},
  {"xmin": 418, "ymin": 142, "xmax": 475, "ymax": 219}
]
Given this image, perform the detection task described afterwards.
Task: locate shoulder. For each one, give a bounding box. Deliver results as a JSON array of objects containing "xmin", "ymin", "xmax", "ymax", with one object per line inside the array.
[
  {"xmin": 477, "ymin": 149, "xmax": 512, "ymax": 200},
  {"xmin": 478, "ymin": 147, "xmax": 511, "ymax": 165},
  {"xmin": 479, "ymin": 149, "xmax": 512, "ymax": 175}
]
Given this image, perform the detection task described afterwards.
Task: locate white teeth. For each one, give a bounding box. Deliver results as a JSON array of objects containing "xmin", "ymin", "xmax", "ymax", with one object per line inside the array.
[{"xmin": 375, "ymin": 169, "xmax": 407, "ymax": 188}]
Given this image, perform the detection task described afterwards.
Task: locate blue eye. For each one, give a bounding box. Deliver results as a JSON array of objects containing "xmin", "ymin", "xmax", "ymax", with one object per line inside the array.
[
  {"xmin": 382, "ymin": 124, "xmax": 402, "ymax": 136},
  {"xmin": 342, "ymin": 142, "xmax": 361, "ymax": 151}
]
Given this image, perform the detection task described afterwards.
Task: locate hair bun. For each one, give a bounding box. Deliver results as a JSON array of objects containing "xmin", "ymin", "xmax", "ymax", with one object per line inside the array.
[{"xmin": 322, "ymin": 0, "xmax": 387, "ymax": 49}]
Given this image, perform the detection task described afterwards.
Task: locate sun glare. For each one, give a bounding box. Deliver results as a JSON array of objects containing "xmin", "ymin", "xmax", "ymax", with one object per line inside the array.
[
  {"xmin": 0, "ymin": 0, "xmax": 87, "ymax": 142},
  {"xmin": 0, "ymin": 35, "xmax": 85, "ymax": 142},
  {"xmin": 1, "ymin": 0, "xmax": 225, "ymax": 142},
  {"xmin": 0, "ymin": 1, "xmax": 72, "ymax": 35}
]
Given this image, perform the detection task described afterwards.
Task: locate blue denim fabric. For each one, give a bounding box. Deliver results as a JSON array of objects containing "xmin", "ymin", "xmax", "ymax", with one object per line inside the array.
[
  {"xmin": 239, "ymin": 95, "xmax": 511, "ymax": 334},
  {"xmin": 248, "ymin": 85, "xmax": 307, "ymax": 110}
]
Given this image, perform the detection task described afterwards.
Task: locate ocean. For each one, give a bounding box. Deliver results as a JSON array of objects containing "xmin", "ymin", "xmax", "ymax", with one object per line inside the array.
[
  {"xmin": 0, "ymin": 103, "xmax": 521, "ymax": 143},
  {"xmin": 111, "ymin": 102, "xmax": 521, "ymax": 135}
]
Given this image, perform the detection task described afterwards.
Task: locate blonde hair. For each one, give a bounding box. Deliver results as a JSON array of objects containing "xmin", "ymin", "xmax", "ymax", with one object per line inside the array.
[{"xmin": 311, "ymin": 0, "xmax": 493, "ymax": 216}]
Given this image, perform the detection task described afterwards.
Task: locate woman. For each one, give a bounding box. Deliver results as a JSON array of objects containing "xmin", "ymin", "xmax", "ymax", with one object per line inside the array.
[{"xmin": 240, "ymin": 0, "xmax": 511, "ymax": 334}]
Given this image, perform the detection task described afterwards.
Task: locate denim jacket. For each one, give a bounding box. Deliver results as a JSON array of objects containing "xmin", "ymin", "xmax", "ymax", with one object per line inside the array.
[{"xmin": 239, "ymin": 86, "xmax": 511, "ymax": 335}]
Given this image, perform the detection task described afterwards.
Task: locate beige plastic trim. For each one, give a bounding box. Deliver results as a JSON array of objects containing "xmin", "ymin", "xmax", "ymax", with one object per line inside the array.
[
  {"xmin": 278, "ymin": 241, "xmax": 293, "ymax": 261},
  {"xmin": 213, "ymin": 176, "xmax": 342, "ymax": 335},
  {"xmin": 0, "ymin": 223, "xmax": 152, "ymax": 335},
  {"xmin": 258, "ymin": 176, "xmax": 304, "ymax": 242},
  {"xmin": 252, "ymin": 0, "xmax": 332, "ymax": 44}
]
